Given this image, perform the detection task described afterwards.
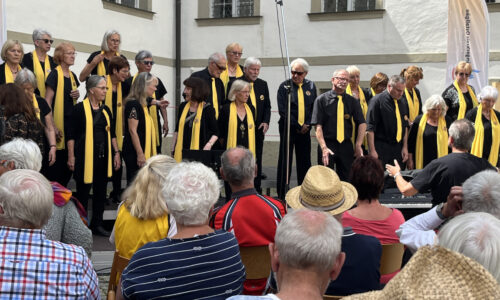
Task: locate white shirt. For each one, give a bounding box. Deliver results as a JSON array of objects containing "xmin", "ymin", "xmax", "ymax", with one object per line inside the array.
[{"xmin": 396, "ymin": 206, "xmax": 444, "ymax": 253}]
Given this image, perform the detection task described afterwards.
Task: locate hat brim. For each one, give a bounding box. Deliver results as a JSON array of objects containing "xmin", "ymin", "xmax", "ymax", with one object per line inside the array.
[{"xmin": 285, "ymin": 181, "xmax": 357, "ymax": 215}]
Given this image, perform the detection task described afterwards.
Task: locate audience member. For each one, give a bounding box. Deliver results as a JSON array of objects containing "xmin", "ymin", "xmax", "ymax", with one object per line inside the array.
[
  {"xmin": 119, "ymin": 162, "xmax": 245, "ymax": 299},
  {"xmin": 0, "ymin": 138, "xmax": 92, "ymax": 257},
  {"xmin": 438, "ymin": 212, "xmax": 500, "ymax": 283},
  {"xmin": 212, "ymin": 147, "xmax": 286, "ymax": 295},
  {"xmin": 286, "ymin": 165, "xmax": 381, "ymax": 296},
  {"xmin": 227, "ymin": 209, "xmax": 346, "ymax": 300},
  {"xmin": 397, "ymin": 169, "xmax": 500, "ymax": 252},
  {"xmin": 277, "ymin": 58, "xmax": 316, "ymax": 199},
  {"xmin": 0, "ymin": 169, "xmax": 99, "ymax": 298},
  {"xmin": 342, "ymin": 156, "xmax": 405, "ymax": 283},
  {"xmin": 387, "ymin": 119, "xmax": 495, "ymax": 206}
]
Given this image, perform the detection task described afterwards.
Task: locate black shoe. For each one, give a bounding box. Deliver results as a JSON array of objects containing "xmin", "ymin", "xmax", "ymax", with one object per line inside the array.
[
  {"xmin": 261, "ymin": 172, "xmax": 268, "ymax": 180},
  {"xmin": 92, "ymin": 226, "xmax": 111, "ymax": 237}
]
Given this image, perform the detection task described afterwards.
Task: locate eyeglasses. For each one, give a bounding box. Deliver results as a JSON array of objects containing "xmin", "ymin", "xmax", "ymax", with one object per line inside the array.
[
  {"xmin": 291, "ymin": 71, "xmax": 305, "ymax": 76},
  {"xmin": 38, "ymin": 39, "xmax": 54, "ymax": 44},
  {"xmin": 213, "ymin": 62, "xmax": 226, "ymax": 71},
  {"xmin": 458, "ymin": 72, "xmax": 470, "ymax": 77},
  {"xmin": 229, "ymin": 51, "xmax": 243, "ymax": 56},
  {"xmin": 109, "ymin": 39, "xmax": 121, "ymax": 44},
  {"xmin": 335, "ymin": 77, "xmax": 349, "ymax": 82},
  {"xmin": 64, "ymin": 52, "xmax": 77, "ymax": 56},
  {"xmin": 141, "ymin": 61, "xmax": 155, "ymax": 66},
  {"xmin": 95, "ymin": 86, "xmax": 109, "ymax": 91}
]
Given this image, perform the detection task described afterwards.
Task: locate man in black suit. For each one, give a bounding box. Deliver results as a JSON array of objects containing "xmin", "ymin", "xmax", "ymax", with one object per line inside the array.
[{"xmin": 190, "ymin": 52, "xmax": 227, "ymax": 120}]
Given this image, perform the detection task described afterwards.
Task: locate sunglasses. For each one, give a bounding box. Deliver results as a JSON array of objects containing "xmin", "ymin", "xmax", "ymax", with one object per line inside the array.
[
  {"xmin": 291, "ymin": 71, "xmax": 305, "ymax": 76},
  {"xmin": 458, "ymin": 72, "xmax": 470, "ymax": 77},
  {"xmin": 142, "ymin": 61, "xmax": 155, "ymax": 66},
  {"xmin": 213, "ymin": 62, "xmax": 226, "ymax": 71},
  {"xmin": 38, "ymin": 39, "xmax": 54, "ymax": 44}
]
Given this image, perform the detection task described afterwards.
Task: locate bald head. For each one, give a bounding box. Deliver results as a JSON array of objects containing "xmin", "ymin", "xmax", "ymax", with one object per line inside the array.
[{"xmin": 221, "ymin": 147, "xmax": 255, "ymax": 186}]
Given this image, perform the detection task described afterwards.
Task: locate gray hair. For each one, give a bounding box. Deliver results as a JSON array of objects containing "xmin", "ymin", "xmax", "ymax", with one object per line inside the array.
[
  {"xmin": 243, "ymin": 57, "xmax": 261, "ymax": 69},
  {"xmin": 127, "ymin": 72, "xmax": 157, "ymax": 107},
  {"xmin": 422, "ymin": 94, "xmax": 447, "ymax": 117},
  {"xmin": 0, "ymin": 138, "xmax": 42, "ymax": 171},
  {"xmin": 227, "ymin": 79, "xmax": 251, "ymax": 102},
  {"xmin": 86, "ymin": 75, "xmax": 106, "ymax": 94},
  {"xmin": 290, "ymin": 58, "xmax": 309, "ymax": 73},
  {"xmin": 479, "ymin": 85, "xmax": 499, "ymax": 103},
  {"xmin": 346, "ymin": 65, "xmax": 360, "ymax": 75},
  {"xmin": 0, "ymin": 169, "xmax": 53, "ymax": 228},
  {"xmin": 221, "ymin": 147, "xmax": 255, "ymax": 186},
  {"xmin": 135, "ymin": 50, "xmax": 153, "ymax": 62},
  {"xmin": 332, "ymin": 69, "xmax": 348, "ymax": 78},
  {"xmin": 101, "ymin": 29, "xmax": 120, "ymax": 52},
  {"xmin": 275, "ymin": 209, "xmax": 343, "ymax": 272},
  {"xmin": 208, "ymin": 52, "xmax": 225, "ymax": 64},
  {"xmin": 162, "ymin": 162, "xmax": 220, "ymax": 226},
  {"xmin": 448, "ymin": 119, "xmax": 475, "ymax": 151},
  {"xmin": 388, "ymin": 75, "xmax": 405, "ymax": 86},
  {"xmin": 14, "ymin": 68, "xmax": 37, "ymax": 89},
  {"xmin": 462, "ymin": 170, "xmax": 500, "ymax": 218},
  {"xmin": 32, "ymin": 28, "xmax": 52, "ymax": 42},
  {"xmin": 438, "ymin": 212, "xmax": 500, "ymax": 283}
]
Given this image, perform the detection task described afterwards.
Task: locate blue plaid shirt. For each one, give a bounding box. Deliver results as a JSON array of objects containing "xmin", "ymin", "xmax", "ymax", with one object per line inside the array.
[{"xmin": 0, "ymin": 226, "xmax": 100, "ymax": 299}]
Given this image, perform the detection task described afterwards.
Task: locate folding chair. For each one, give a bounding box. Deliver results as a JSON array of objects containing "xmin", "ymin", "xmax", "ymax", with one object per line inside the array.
[
  {"xmin": 379, "ymin": 243, "xmax": 405, "ymax": 276},
  {"xmin": 107, "ymin": 250, "xmax": 130, "ymax": 300},
  {"xmin": 238, "ymin": 245, "xmax": 271, "ymax": 280}
]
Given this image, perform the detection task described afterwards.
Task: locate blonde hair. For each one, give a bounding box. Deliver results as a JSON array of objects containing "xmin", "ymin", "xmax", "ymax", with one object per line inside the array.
[
  {"xmin": 455, "ymin": 61, "xmax": 472, "ymax": 75},
  {"xmin": 346, "ymin": 65, "xmax": 360, "ymax": 75},
  {"xmin": 122, "ymin": 155, "xmax": 177, "ymax": 219},
  {"xmin": 1, "ymin": 40, "xmax": 24, "ymax": 62},
  {"xmin": 226, "ymin": 42, "xmax": 242, "ymax": 53}
]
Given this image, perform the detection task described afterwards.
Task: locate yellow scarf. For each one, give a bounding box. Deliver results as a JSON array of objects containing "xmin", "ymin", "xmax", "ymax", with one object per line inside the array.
[
  {"xmin": 97, "ymin": 51, "xmax": 119, "ymax": 76},
  {"xmin": 346, "ymin": 85, "xmax": 368, "ymax": 148},
  {"xmin": 174, "ymin": 101, "xmax": 204, "ymax": 162},
  {"xmin": 405, "ymin": 88, "xmax": 420, "ymax": 122},
  {"xmin": 337, "ymin": 95, "xmax": 344, "ymax": 143},
  {"xmin": 143, "ymin": 106, "xmax": 157, "ymax": 159},
  {"xmin": 471, "ymin": 104, "xmax": 500, "ymax": 166},
  {"xmin": 371, "ymin": 88, "xmax": 376, "ymax": 97},
  {"xmin": 220, "ymin": 64, "xmax": 243, "ymax": 92},
  {"xmin": 212, "ymin": 78, "xmax": 219, "ymax": 119},
  {"xmin": 4, "ymin": 63, "xmax": 21, "ymax": 83},
  {"xmin": 415, "ymin": 114, "xmax": 449, "ymax": 169},
  {"xmin": 105, "ymin": 75, "xmax": 123, "ymax": 150},
  {"xmin": 132, "ymin": 73, "xmax": 159, "ymax": 146},
  {"xmin": 54, "ymin": 65, "xmax": 77, "ymax": 150},
  {"xmin": 454, "ymin": 80, "xmax": 478, "ymax": 120},
  {"xmin": 32, "ymin": 94, "xmax": 40, "ymax": 120},
  {"xmin": 227, "ymin": 102, "xmax": 255, "ymax": 157},
  {"xmin": 297, "ymin": 83, "xmax": 305, "ymax": 126},
  {"xmin": 394, "ymin": 99, "xmax": 402, "ymax": 142},
  {"xmin": 32, "ymin": 51, "xmax": 50, "ymax": 97},
  {"xmin": 250, "ymin": 82, "xmax": 257, "ymax": 115},
  {"xmin": 83, "ymin": 98, "xmax": 112, "ymax": 184}
]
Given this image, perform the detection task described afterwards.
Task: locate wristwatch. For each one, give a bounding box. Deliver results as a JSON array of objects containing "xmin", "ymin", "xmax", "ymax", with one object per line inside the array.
[{"xmin": 436, "ymin": 203, "xmax": 446, "ymax": 220}]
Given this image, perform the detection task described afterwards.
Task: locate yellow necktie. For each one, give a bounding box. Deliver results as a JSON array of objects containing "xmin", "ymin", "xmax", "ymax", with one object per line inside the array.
[
  {"xmin": 394, "ymin": 99, "xmax": 402, "ymax": 142},
  {"xmin": 337, "ymin": 95, "xmax": 344, "ymax": 143},
  {"xmin": 298, "ymin": 83, "xmax": 305, "ymax": 126},
  {"xmin": 212, "ymin": 78, "xmax": 219, "ymax": 119},
  {"xmin": 250, "ymin": 82, "xmax": 257, "ymax": 115}
]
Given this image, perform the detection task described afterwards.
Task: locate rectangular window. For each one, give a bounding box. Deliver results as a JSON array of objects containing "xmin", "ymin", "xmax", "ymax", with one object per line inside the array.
[
  {"xmin": 212, "ymin": 0, "xmax": 254, "ymax": 18},
  {"xmin": 106, "ymin": 0, "xmax": 150, "ymax": 11},
  {"xmin": 323, "ymin": 0, "xmax": 377, "ymax": 12}
]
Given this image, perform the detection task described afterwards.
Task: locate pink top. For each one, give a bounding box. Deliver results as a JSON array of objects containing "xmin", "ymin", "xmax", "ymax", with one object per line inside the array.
[
  {"xmin": 342, "ymin": 208, "xmax": 406, "ymax": 284},
  {"xmin": 342, "ymin": 208, "xmax": 405, "ymax": 244}
]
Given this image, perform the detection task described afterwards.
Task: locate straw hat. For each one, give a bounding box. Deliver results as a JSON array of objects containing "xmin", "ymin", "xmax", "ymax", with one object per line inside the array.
[
  {"xmin": 286, "ymin": 165, "xmax": 357, "ymax": 215},
  {"xmin": 343, "ymin": 245, "xmax": 500, "ymax": 299}
]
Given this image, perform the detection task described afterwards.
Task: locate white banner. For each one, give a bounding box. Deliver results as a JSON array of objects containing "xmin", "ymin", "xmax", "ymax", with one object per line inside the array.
[{"xmin": 446, "ymin": 0, "xmax": 489, "ymax": 92}]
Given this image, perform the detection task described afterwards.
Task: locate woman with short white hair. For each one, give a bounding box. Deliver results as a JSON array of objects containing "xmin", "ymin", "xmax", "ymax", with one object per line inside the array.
[
  {"xmin": 465, "ymin": 85, "xmax": 500, "ymax": 167},
  {"xmin": 407, "ymin": 95, "xmax": 451, "ymax": 169},
  {"xmin": 119, "ymin": 162, "xmax": 245, "ymax": 299}
]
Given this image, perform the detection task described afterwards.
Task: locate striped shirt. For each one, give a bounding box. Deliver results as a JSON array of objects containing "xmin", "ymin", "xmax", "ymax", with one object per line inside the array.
[
  {"xmin": 121, "ymin": 230, "xmax": 246, "ymax": 299},
  {"xmin": 0, "ymin": 226, "xmax": 100, "ymax": 299}
]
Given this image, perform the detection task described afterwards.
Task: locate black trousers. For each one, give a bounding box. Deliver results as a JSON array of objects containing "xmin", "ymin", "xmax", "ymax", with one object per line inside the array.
[
  {"xmin": 75, "ymin": 155, "xmax": 108, "ymax": 229},
  {"xmin": 44, "ymin": 149, "xmax": 72, "ymax": 187},
  {"xmin": 254, "ymin": 128, "xmax": 265, "ymax": 193},
  {"xmin": 124, "ymin": 154, "xmax": 140, "ymax": 186},
  {"xmin": 317, "ymin": 140, "xmax": 354, "ymax": 181},
  {"xmin": 277, "ymin": 123, "xmax": 311, "ymax": 199},
  {"xmin": 110, "ymin": 156, "xmax": 123, "ymax": 199}
]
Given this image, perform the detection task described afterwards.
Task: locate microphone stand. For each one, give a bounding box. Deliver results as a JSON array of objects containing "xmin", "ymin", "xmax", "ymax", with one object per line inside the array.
[{"xmin": 275, "ymin": 0, "xmax": 294, "ymax": 199}]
